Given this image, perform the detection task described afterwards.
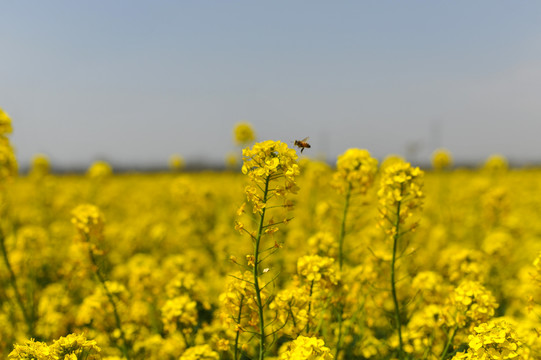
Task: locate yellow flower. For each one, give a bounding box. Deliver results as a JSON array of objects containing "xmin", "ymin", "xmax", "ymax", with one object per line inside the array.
[
  {"xmin": 219, "ymin": 271, "xmax": 268, "ymax": 332},
  {"xmin": 377, "ymin": 161, "xmax": 424, "ymax": 236},
  {"xmin": 233, "ymin": 122, "xmax": 256, "ymax": 145},
  {"xmin": 279, "ymin": 336, "xmax": 333, "ymax": 360},
  {"xmin": 332, "ymin": 148, "xmax": 378, "ymax": 195},
  {"xmin": 180, "ymin": 344, "xmax": 219, "ymax": 360},
  {"xmin": 87, "ymin": 160, "xmax": 113, "ymax": 179},
  {"xmin": 241, "ymin": 140, "xmax": 299, "ymax": 214},
  {"xmin": 71, "ymin": 204, "xmax": 105, "ymax": 241},
  {"xmin": 0, "ymin": 140, "xmax": 17, "ymax": 182},
  {"xmin": 0, "ymin": 107, "xmax": 13, "ymax": 136},
  {"xmin": 483, "ymin": 154, "xmax": 508, "ymax": 172},
  {"xmin": 226, "ymin": 151, "xmax": 239, "ymax": 169},
  {"xmin": 49, "ymin": 333, "xmax": 101, "ymax": 359},
  {"xmin": 30, "ymin": 154, "xmax": 51, "ymax": 178},
  {"xmin": 168, "ymin": 154, "xmax": 185, "ymax": 171},
  {"xmin": 297, "ymin": 255, "xmax": 339, "ymax": 288},
  {"xmin": 8, "ymin": 339, "xmax": 52, "ymax": 360},
  {"xmin": 161, "ymin": 295, "xmax": 198, "ymax": 333},
  {"xmin": 448, "ymin": 280, "xmax": 498, "ymax": 328},
  {"xmin": 452, "ymin": 320, "xmax": 521, "ymax": 359},
  {"xmin": 431, "ymin": 148, "xmax": 453, "ymax": 170}
]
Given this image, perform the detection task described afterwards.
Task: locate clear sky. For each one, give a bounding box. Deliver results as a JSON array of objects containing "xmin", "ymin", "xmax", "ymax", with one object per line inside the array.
[{"xmin": 2, "ymin": 1, "xmax": 541, "ymax": 169}]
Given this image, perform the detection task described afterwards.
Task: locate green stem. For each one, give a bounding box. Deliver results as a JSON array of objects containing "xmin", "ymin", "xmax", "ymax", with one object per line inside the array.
[
  {"xmin": 253, "ymin": 175, "xmax": 270, "ymax": 360},
  {"xmin": 440, "ymin": 326, "xmax": 458, "ymax": 360},
  {"xmin": 88, "ymin": 247, "xmax": 131, "ymax": 360},
  {"xmin": 391, "ymin": 184, "xmax": 404, "ymax": 360},
  {"xmin": 234, "ymin": 296, "xmax": 244, "ymax": 360},
  {"xmin": 0, "ymin": 229, "xmax": 34, "ymax": 337},
  {"xmin": 306, "ymin": 280, "xmax": 314, "ymax": 334},
  {"xmin": 334, "ymin": 303, "xmax": 344, "ymax": 360},
  {"xmin": 335, "ymin": 183, "xmax": 352, "ymax": 359},
  {"xmin": 338, "ymin": 183, "xmax": 352, "ymax": 270}
]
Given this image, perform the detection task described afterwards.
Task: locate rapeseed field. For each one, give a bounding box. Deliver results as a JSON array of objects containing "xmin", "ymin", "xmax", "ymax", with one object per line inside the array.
[{"xmin": 1, "ymin": 109, "xmax": 540, "ymax": 359}]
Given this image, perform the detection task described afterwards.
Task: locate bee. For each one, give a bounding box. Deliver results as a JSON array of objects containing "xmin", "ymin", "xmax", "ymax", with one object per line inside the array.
[{"xmin": 294, "ymin": 137, "xmax": 311, "ymax": 153}]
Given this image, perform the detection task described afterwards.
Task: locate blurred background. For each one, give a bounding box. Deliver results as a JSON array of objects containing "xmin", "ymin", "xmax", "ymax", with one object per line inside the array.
[{"xmin": 2, "ymin": 1, "xmax": 541, "ymax": 171}]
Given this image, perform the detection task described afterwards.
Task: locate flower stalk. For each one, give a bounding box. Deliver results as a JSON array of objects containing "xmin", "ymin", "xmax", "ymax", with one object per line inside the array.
[
  {"xmin": 390, "ymin": 183, "xmax": 404, "ymax": 359},
  {"xmin": 234, "ymin": 140, "xmax": 300, "ymax": 360},
  {"xmin": 87, "ymin": 242, "xmax": 131, "ymax": 360},
  {"xmin": 378, "ymin": 162, "xmax": 424, "ymax": 360},
  {"xmin": 253, "ymin": 175, "xmax": 270, "ymax": 360},
  {"xmin": 0, "ymin": 229, "xmax": 34, "ymax": 337}
]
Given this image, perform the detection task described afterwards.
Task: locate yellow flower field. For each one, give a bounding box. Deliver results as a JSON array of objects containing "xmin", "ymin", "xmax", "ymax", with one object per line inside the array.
[{"xmin": 1, "ymin": 115, "xmax": 541, "ymax": 359}]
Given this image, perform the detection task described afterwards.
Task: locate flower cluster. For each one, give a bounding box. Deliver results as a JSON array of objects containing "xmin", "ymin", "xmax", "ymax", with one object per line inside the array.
[
  {"xmin": 233, "ymin": 122, "xmax": 256, "ymax": 146},
  {"xmin": 0, "ymin": 107, "xmax": 17, "ymax": 183},
  {"xmin": 297, "ymin": 255, "xmax": 339, "ymax": 289},
  {"xmin": 240, "ymin": 140, "xmax": 299, "ymax": 217},
  {"xmin": 483, "ymin": 154, "xmax": 508, "ymax": 172},
  {"xmin": 452, "ymin": 320, "xmax": 521, "ymax": 359},
  {"xmin": 30, "ymin": 154, "xmax": 51, "ymax": 179},
  {"xmin": 270, "ymin": 285, "xmax": 311, "ymax": 336},
  {"xmin": 279, "ymin": 336, "xmax": 333, "ymax": 360},
  {"xmin": 242, "ymin": 140, "xmax": 299, "ymax": 185},
  {"xmin": 76, "ymin": 281, "xmax": 128, "ymax": 326},
  {"xmin": 332, "ymin": 148, "xmax": 378, "ymax": 195},
  {"xmin": 377, "ymin": 161, "xmax": 424, "ymax": 237},
  {"xmin": 50, "ymin": 333, "xmax": 101, "ymax": 359},
  {"xmin": 179, "ymin": 344, "xmax": 220, "ymax": 360},
  {"xmin": 431, "ymin": 148, "xmax": 453, "ymax": 170},
  {"xmin": 168, "ymin": 154, "xmax": 185, "ymax": 171},
  {"xmin": 8, "ymin": 339, "xmax": 51, "ymax": 360},
  {"xmin": 439, "ymin": 248, "xmax": 488, "ymax": 283},
  {"xmin": 447, "ymin": 280, "xmax": 498, "ymax": 328},
  {"xmin": 71, "ymin": 204, "xmax": 105, "ymax": 241},
  {"xmin": 87, "ymin": 160, "xmax": 113, "ymax": 179},
  {"xmin": 307, "ymin": 231, "xmax": 337, "ymax": 258},
  {"xmin": 0, "ymin": 107, "xmax": 13, "ymax": 135},
  {"xmin": 161, "ymin": 295, "xmax": 198, "ymax": 334},
  {"xmin": 9, "ymin": 333, "xmax": 101, "ymax": 360},
  {"xmin": 219, "ymin": 271, "xmax": 268, "ymax": 331},
  {"xmin": 533, "ymin": 253, "xmax": 541, "ymax": 285}
]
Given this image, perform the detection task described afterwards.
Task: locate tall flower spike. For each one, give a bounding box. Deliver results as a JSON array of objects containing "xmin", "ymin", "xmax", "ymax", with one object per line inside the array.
[
  {"xmin": 377, "ymin": 161, "xmax": 424, "ymax": 360},
  {"xmin": 236, "ymin": 140, "xmax": 299, "ymax": 360}
]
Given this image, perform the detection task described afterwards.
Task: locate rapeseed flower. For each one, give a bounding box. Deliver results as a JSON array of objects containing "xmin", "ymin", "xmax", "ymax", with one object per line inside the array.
[
  {"xmin": 30, "ymin": 154, "xmax": 51, "ymax": 178},
  {"xmin": 87, "ymin": 160, "xmax": 113, "ymax": 179},
  {"xmin": 378, "ymin": 161, "xmax": 424, "ymax": 237},
  {"xmin": 169, "ymin": 154, "xmax": 185, "ymax": 171},
  {"xmin": 0, "ymin": 107, "xmax": 13, "ymax": 136},
  {"xmin": 332, "ymin": 148, "xmax": 378, "ymax": 195},
  {"xmin": 71, "ymin": 204, "xmax": 105, "ymax": 241},
  {"xmin": 8, "ymin": 339, "xmax": 52, "ymax": 360},
  {"xmin": 234, "ymin": 122, "xmax": 256, "ymax": 146},
  {"xmin": 452, "ymin": 320, "xmax": 521, "ymax": 359},
  {"xmin": 431, "ymin": 148, "xmax": 453, "ymax": 170},
  {"xmin": 161, "ymin": 295, "xmax": 198, "ymax": 334},
  {"xmin": 483, "ymin": 154, "xmax": 508, "ymax": 172},
  {"xmin": 179, "ymin": 344, "xmax": 219, "ymax": 360},
  {"xmin": 448, "ymin": 280, "xmax": 498, "ymax": 328},
  {"xmin": 278, "ymin": 336, "xmax": 333, "ymax": 360}
]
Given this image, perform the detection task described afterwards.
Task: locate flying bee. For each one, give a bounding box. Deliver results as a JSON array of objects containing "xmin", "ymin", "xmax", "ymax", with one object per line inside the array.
[{"xmin": 294, "ymin": 137, "xmax": 311, "ymax": 153}]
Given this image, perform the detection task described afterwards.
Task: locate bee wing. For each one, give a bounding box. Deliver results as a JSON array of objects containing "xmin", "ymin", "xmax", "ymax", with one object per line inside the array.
[{"xmin": 301, "ymin": 137, "xmax": 309, "ymax": 142}]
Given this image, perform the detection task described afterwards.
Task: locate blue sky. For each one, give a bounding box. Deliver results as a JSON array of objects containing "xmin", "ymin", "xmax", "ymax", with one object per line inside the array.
[{"xmin": 2, "ymin": 1, "xmax": 541, "ymax": 169}]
